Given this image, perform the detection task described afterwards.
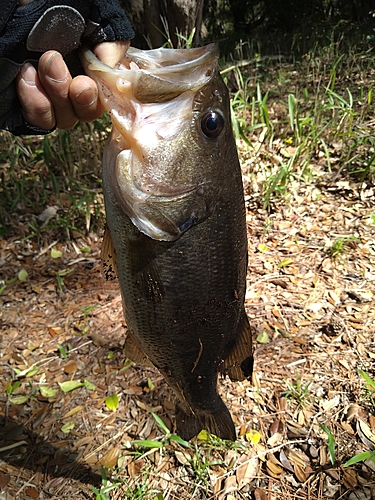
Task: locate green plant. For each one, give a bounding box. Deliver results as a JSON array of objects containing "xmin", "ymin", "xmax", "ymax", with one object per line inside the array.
[
  {"xmin": 282, "ymin": 376, "xmax": 312, "ymax": 409},
  {"xmin": 319, "ymin": 424, "xmax": 336, "ymax": 465},
  {"xmin": 92, "ymin": 467, "xmax": 121, "ymax": 500},
  {"xmin": 327, "ymin": 235, "xmax": 359, "ymax": 259},
  {"xmin": 130, "ymin": 413, "xmax": 190, "ymax": 452},
  {"xmin": 358, "ymin": 370, "xmax": 375, "ymax": 407},
  {"xmin": 344, "ymin": 450, "xmax": 375, "ymax": 468},
  {"xmin": 57, "ymin": 343, "xmax": 72, "ymax": 359}
]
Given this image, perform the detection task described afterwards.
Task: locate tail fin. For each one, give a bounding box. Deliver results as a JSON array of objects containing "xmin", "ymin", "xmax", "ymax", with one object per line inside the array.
[{"xmin": 175, "ymin": 400, "xmax": 236, "ymax": 441}]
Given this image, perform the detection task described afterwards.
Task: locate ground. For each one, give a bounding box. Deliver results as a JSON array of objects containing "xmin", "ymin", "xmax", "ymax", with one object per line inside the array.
[{"xmin": 1, "ymin": 53, "xmax": 375, "ymax": 500}]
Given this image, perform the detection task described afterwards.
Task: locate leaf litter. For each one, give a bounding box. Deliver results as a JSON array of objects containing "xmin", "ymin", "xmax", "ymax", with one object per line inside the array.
[{"xmin": 1, "ymin": 56, "xmax": 375, "ymax": 500}]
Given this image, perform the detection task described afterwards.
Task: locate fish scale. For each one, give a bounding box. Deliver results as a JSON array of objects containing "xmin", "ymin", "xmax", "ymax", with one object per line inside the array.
[{"xmin": 81, "ymin": 43, "xmax": 254, "ymax": 440}]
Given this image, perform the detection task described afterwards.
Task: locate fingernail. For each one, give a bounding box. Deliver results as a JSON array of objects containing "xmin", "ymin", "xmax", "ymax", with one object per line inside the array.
[
  {"xmin": 45, "ymin": 53, "xmax": 68, "ymax": 82},
  {"xmin": 74, "ymin": 87, "xmax": 98, "ymax": 107},
  {"xmin": 20, "ymin": 63, "xmax": 37, "ymax": 86}
]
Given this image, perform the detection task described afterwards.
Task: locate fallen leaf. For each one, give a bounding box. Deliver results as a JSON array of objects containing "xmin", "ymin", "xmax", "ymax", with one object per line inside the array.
[
  {"xmin": 175, "ymin": 450, "xmax": 191, "ymax": 466},
  {"xmin": 58, "ymin": 380, "xmax": 84, "ymax": 393},
  {"xmin": 39, "ymin": 386, "xmax": 58, "ymax": 398},
  {"xmin": 266, "ymin": 459, "xmax": 283, "ymax": 478},
  {"xmin": 9, "ymin": 395, "xmax": 29, "ymax": 405},
  {"xmin": 254, "ymin": 488, "xmax": 269, "ymax": 500},
  {"xmin": 63, "ymin": 405, "xmax": 84, "ymax": 419},
  {"xmin": 51, "ymin": 248, "xmax": 62, "ymax": 259},
  {"xmin": 0, "ymin": 472, "xmax": 10, "ymax": 489},
  {"xmin": 256, "ymin": 331, "xmax": 269, "ymax": 344},
  {"xmin": 357, "ymin": 419, "xmax": 375, "ymax": 448},
  {"xmin": 245, "ymin": 429, "xmax": 261, "ymax": 445},
  {"xmin": 25, "ymin": 487, "xmax": 39, "ymax": 498},
  {"xmin": 61, "ymin": 422, "xmax": 75, "ymax": 434},
  {"xmin": 236, "ymin": 455, "xmax": 259, "ymax": 488},
  {"xmin": 38, "ymin": 205, "xmax": 59, "ymax": 224},
  {"xmin": 279, "ymin": 449, "xmax": 294, "ymax": 473},
  {"xmin": 63, "ymin": 360, "xmax": 78, "ymax": 374},
  {"xmin": 18, "ymin": 268, "xmax": 28, "ymax": 281},
  {"xmin": 105, "ymin": 394, "xmax": 119, "ymax": 411},
  {"xmin": 99, "ymin": 446, "xmax": 121, "ymax": 467}
]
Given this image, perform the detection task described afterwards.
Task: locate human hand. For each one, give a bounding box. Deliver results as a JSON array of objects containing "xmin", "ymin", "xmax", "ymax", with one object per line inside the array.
[{"xmin": 16, "ymin": 40, "xmax": 130, "ymax": 131}]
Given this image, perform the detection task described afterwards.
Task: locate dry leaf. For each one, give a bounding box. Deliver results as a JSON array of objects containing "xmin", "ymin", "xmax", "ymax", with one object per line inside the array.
[
  {"xmin": 254, "ymin": 488, "xmax": 269, "ymax": 500},
  {"xmin": 357, "ymin": 419, "xmax": 375, "ymax": 449},
  {"xmin": 63, "ymin": 405, "xmax": 84, "ymax": 419},
  {"xmin": 279, "ymin": 449, "xmax": 294, "ymax": 473},
  {"xmin": 99, "ymin": 446, "xmax": 121, "ymax": 467},
  {"xmin": 267, "ymin": 432, "xmax": 283, "ymax": 447},
  {"xmin": 269, "ymin": 418, "xmax": 283, "ymax": 436},
  {"xmin": 293, "ymin": 462, "xmax": 308, "ymax": 482},
  {"xmin": 219, "ymin": 475, "xmax": 237, "ymax": 498},
  {"xmin": 342, "ymin": 468, "xmax": 358, "ymax": 489},
  {"xmin": 25, "ymin": 487, "xmax": 39, "ymax": 498},
  {"xmin": 321, "ymin": 397, "xmax": 340, "ymax": 412},
  {"xmin": 0, "ymin": 471, "xmax": 10, "ymax": 489},
  {"xmin": 63, "ymin": 360, "xmax": 78, "ymax": 374},
  {"xmin": 175, "ymin": 450, "xmax": 191, "ymax": 466},
  {"xmin": 347, "ymin": 404, "xmax": 367, "ymax": 422},
  {"xmin": 266, "ymin": 459, "xmax": 283, "ymax": 478},
  {"xmin": 236, "ymin": 455, "xmax": 258, "ymax": 488}
]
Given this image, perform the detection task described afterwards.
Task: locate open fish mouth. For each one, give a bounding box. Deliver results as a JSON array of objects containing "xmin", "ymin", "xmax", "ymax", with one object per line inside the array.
[{"xmin": 81, "ymin": 44, "xmax": 223, "ymax": 241}]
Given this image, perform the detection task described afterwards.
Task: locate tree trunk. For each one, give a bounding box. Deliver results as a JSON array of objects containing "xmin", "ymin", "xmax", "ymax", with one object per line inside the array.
[{"xmin": 120, "ymin": 0, "xmax": 204, "ymax": 49}]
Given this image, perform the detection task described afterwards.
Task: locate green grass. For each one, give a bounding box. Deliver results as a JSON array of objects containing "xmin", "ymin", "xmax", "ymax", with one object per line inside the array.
[
  {"xmin": 326, "ymin": 235, "xmax": 360, "ymax": 259},
  {"xmin": 282, "ymin": 376, "xmax": 312, "ymax": 409},
  {"xmin": 226, "ymin": 37, "xmax": 375, "ymax": 210},
  {"xmin": 0, "ymin": 119, "xmax": 109, "ymax": 239}
]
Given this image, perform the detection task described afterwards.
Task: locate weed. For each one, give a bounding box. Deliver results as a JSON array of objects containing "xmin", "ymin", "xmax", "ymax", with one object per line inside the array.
[
  {"xmin": 319, "ymin": 424, "xmax": 336, "ymax": 465},
  {"xmin": 282, "ymin": 376, "xmax": 312, "ymax": 409},
  {"xmin": 342, "ymin": 371, "xmax": 375, "ymax": 468},
  {"xmin": 358, "ymin": 370, "xmax": 375, "ymax": 408},
  {"xmin": 326, "ymin": 235, "xmax": 359, "ymax": 259},
  {"xmin": 57, "ymin": 344, "xmax": 71, "ymax": 359},
  {"xmin": 344, "ymin": 450, "xmax": 375, "ymax": 467}
]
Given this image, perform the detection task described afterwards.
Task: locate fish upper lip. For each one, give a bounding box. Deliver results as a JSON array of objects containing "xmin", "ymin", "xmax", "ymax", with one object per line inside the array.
[{"xmin": 80, "ymin": 43, "xmax": 219, "ymax": 83}]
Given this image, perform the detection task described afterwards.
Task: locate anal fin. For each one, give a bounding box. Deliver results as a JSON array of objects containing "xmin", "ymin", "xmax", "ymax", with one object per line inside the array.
[
  {"xmin": 222, "ymin": 311, "xmax": 254, "ymax": 382},
  {"xmin": 124, "ymin": 330, "xmax": 154, "ymax": 368}
]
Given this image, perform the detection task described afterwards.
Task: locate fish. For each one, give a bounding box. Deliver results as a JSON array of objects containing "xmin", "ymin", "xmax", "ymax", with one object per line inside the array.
[{"xmin": 81, "ymin": 43, "xmax": 253, "ymax": 441}]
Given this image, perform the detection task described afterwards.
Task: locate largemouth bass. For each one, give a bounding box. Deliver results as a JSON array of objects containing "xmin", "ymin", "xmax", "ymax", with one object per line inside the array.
[{"xmin": 81, "ymin": 44, "xmax": 253, "ymax": 441}]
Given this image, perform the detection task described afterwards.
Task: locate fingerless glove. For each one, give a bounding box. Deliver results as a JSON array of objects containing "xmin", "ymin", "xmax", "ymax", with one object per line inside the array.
[{"xmin": 0, "ymin": 0, "xmax": 134, "ymax": 135}]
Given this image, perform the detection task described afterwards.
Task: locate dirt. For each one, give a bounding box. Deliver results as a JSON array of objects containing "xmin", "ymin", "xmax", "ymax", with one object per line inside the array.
[{"xmin": 1, "ymin": 152, "xmax": 375, "ymax": 499}]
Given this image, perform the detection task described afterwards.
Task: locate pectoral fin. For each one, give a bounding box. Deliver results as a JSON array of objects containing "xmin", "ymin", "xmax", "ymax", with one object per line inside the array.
[
  {"xmin": 127, "ymin": 233, "xmax": 165, "ymax": 302},
  {"xmin": 222, "ymin": 311, "xmax": 254, "ymax": 382}
]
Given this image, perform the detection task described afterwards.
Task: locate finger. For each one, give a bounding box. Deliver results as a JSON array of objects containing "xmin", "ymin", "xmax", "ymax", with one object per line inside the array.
[
  {"xmin": 38, "ymin": 51, "xmax": 78, "ymax": 130},
  {"xmin": 69, "ymin": 75, "xmax": 104, "ymax": 123},
  {"xmin": 94, "ymin": 40, "xmax": 130, "ymax": 67},
  {"xmin": 17, "ymin": 62, "xmax": 56, "ymax": 130}
]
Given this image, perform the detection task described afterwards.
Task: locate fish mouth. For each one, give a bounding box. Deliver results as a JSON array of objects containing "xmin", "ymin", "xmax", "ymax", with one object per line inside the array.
[{"xmin": 81, "ymin": 44, "xmax": 220, "ymax": 241}]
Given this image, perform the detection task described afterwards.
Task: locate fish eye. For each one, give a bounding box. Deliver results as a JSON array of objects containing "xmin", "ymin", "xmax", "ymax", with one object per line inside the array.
[{"xmin": 200, "ymin": 111, "xmax": 224, "ymax": 138}]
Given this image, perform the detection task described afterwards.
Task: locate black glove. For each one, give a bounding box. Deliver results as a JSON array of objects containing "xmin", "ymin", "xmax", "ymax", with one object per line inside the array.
[{"xmin": 0, "ymin": 0, "xmax": 134, "ymax": 136}]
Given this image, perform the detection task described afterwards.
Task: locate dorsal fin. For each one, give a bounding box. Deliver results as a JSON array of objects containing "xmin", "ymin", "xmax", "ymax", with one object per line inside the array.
[{"xmin": 101, "ymin": 223, "xmax": 118, "ymax": 281}]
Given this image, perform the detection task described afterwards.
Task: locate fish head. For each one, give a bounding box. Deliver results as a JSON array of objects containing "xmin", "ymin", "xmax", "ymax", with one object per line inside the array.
[{"xmin": 81, "ymin": 44, "xmax": 237, "ymax": 241}]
